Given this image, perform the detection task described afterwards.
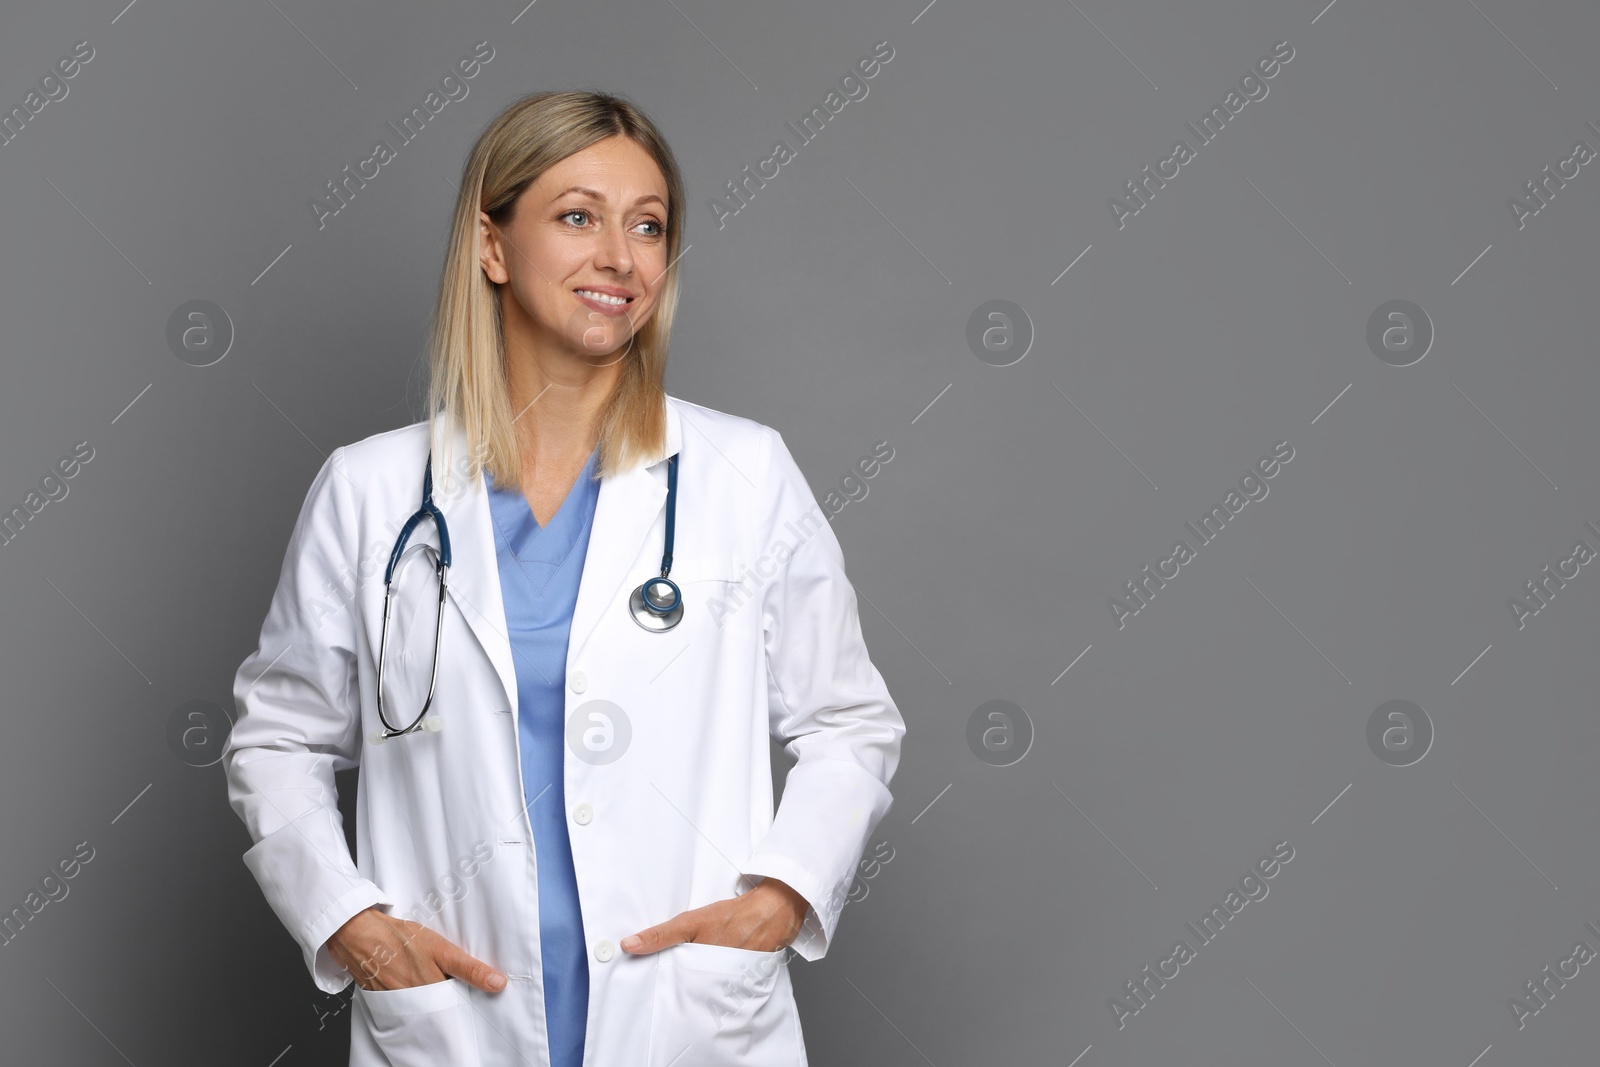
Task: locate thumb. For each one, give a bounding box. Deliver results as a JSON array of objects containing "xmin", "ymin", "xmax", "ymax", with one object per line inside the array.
[{"xmin": 433, "ymin": 935, "xmax": 507, "ymax": 993}]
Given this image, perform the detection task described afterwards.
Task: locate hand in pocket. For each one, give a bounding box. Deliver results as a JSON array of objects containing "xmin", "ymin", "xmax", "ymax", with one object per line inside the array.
[
  {"xmin": 620, "ymin": 877, "xmax": 810, "ymax": 956},
  {"xmin": 327, "ymin": 907, "xmax": 506, "ymax": 993}
]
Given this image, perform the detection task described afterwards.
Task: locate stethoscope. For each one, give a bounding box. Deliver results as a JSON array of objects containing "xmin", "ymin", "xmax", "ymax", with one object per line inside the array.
[{"xmin": 374, "ymin": 448, "xmax": 682, "ymax": 741}]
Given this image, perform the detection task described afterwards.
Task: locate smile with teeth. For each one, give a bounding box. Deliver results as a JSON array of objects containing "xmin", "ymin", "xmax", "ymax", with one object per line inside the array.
[{"xmin": 575, "ymin": 289, "xmax": 633, "ymax": 305}]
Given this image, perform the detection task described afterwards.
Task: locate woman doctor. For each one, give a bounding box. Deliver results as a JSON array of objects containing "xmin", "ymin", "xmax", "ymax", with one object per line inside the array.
[{"xmin": 223, "ymin": 90, "xmax": 905, "ymax": 1067}]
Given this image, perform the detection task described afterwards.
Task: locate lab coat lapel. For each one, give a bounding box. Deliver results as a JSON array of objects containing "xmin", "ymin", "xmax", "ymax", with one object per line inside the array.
[
  {"xmin": 568, "ymin": 398, "xmax": 682, "ymax": 663},
  {"xmin": 426, "ymin": 399, "xmax": 682, "ymax": 709}
]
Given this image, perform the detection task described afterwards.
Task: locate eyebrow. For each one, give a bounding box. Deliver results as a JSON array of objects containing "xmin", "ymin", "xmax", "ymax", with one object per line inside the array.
[{"xmin": 551, "ymin": 186, "xmax": 666, "ymax": 209}]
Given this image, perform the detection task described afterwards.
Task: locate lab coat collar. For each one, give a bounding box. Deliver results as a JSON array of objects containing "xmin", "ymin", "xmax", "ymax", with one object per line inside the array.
[{"xmin": 428, "ymin": 395, "xmax": 683, "ymax": 713}]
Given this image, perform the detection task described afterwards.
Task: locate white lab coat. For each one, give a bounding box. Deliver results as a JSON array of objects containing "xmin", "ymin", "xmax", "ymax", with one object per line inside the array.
[{"xmin": 223, "ymin": 394, "xmax": 905, "ymax": 1067}]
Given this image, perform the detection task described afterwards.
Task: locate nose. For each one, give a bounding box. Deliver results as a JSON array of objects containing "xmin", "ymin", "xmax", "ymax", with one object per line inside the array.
[{"xmin": 592, "ymin": 219, "xmax": 635, "ymax": 277}]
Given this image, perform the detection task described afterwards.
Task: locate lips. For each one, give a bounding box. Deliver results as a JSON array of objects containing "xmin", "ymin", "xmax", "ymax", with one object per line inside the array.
[
  {"xmin": 574, "ymin": 287, "xmax": 634, "ymax": 303},
  {"xmin": 574, "ymin": 288, "xmax": 635, "ymax": 317}
]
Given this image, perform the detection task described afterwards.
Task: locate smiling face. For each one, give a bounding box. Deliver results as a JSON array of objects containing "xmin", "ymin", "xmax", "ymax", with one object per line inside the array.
[{"xmin": 479, "ymin": 134, "xmax": 671, "ymax": 367}]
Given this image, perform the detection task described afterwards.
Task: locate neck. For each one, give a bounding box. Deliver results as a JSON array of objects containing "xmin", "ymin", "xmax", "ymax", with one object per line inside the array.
[{"xmin": 502, "ymin": 320, "xmax": 625, "ymax": 473}]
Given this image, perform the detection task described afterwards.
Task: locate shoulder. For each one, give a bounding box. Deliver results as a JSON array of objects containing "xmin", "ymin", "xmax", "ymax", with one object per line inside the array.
[
  {"xmin": 666, "ymin": 394, "xmax": 794, "ymax": 482},
  {"xmin": 666, "ymin": 394, "xmax": 823, "ymax": 529},
  {"xmin": 331, "ymin": 419, "xmax": 431, "ymax": 480},
  {"xmin": 667, "ymin": 394, "xmax": 770, "ymax": 449},
  {"xmin": 659, "ymin": 391, "xmax": 796, "ymax": 467},
  {"xmin": 290, "ymin": 419, "xmax": 432, "ymax": 522}
]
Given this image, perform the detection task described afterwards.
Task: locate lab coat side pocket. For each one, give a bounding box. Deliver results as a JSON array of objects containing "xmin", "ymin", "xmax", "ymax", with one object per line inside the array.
[
  {"xmin": 649, "ymin": 943, "xmax": 804, "ymax": 1067},
  {"xmin": 353, "ymin": 977, "xmax": 481, "ymax": 1066}
]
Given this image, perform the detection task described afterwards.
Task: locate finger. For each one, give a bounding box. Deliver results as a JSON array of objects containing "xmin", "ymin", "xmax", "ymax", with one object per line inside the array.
[
  {"xmin": 622, "ymin": 918, "xmax": 693, "ymax": 954},
  {"xmin": 433, "ymin": 936, "xmax": 507, "ymax": 992}
]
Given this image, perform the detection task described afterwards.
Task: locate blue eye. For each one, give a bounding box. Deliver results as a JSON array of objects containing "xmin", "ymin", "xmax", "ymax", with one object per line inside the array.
[{"xmin": 559, "ymin": 210, "xmax": 665, "ymax": 236}]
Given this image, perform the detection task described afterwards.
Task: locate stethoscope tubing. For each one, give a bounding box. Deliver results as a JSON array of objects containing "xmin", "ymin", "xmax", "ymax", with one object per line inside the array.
[
  {"xmin": 375, "ymin": 447, "xmax": 684, "ymax": 741},
  {"xmin": 630, "ymin": 452, "xmax": 682, "ymax": 629},
  {"xmin": 376, "ymin": 451, "xmax": 451, "ymax": 739}
]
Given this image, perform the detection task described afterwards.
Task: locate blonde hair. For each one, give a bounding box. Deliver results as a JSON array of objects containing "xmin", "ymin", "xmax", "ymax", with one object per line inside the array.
[{"xmin": 425, "ymin": 90, "xmax": 686, "ymax": 489}]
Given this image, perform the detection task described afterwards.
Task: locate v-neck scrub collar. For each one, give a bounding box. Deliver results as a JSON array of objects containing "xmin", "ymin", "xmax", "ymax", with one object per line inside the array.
[{"xmin": 483, "ymin": 445, "xmax": 602, "ymax": 567}]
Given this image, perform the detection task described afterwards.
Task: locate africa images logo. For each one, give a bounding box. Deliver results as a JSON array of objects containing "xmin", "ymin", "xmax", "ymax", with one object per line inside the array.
[
  {"xmin": 1108, "ymin": 40, "xmax": 1296, "ymax": 230},
  {"xmin": 1107, "ymin": 840, "xmax": 1296, "ymax": 1028},
  {"xmin": 1107, "ymin": 441, "xmax": 1295, "ymax": 630}
]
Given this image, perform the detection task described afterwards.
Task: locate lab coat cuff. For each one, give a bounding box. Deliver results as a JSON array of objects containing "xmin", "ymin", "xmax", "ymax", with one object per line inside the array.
[
  {"xmin": 305, "ymin": 884, "xmax": 396, "ymax": 994},
  {"xmin": 738, "ymin": 854, "xmax": 834, "ymax": 962},
  {"xmin": 740, "ymin": 757, "xmax": 896, "ymax": 961},
  {"xmin": 240, "ymin": 809, "xmax": 393, "ymax": 994}
]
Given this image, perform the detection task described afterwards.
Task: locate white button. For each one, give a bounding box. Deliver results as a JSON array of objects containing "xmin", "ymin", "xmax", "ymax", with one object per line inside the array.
[
  {"xmin": 572, "ymin": 803, "xmax": 593, "ymax": 825},
  {"xmin": 593, "ymin": 939, "xmax": 614, "ymax": 962},
  {"xmin": 569, "ymin": 669, "xmax": 587, "ymax": 694}
]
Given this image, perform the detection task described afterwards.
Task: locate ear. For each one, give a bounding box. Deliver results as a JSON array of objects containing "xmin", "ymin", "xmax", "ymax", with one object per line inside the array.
[{"xmin": 478, "ymin": 211, "xmax": 509, "ymax": 285}]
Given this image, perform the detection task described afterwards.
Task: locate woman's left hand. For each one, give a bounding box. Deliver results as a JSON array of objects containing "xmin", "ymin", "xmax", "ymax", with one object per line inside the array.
[{"xmin": 620, "ymin": 877, "xmax": 809, "ymax": 955}]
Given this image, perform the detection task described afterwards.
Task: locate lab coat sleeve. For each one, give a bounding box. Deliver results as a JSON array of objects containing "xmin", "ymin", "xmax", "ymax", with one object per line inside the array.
[
  {"xmin": 738, "ymin": 428, "xmax": 906, "ymax": 961},
  {"xmin": 223, "ymin": 447, "xmax": 393, "ymax": 994}
]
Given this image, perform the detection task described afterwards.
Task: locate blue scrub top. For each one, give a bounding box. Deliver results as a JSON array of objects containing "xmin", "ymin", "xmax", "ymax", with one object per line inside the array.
[{"xmin": 484, "ymin": 446, "xmax": 601, "ymax": 1067}]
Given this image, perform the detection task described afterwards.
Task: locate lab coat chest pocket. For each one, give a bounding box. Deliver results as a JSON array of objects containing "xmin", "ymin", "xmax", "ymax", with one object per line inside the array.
[
  {"xmin": 655, "ymin": 552, "xmax": 746, "ymax": 634},
  {"xmin": 649, "ymin": 943, "xmax": 804, "ymax": 1067},
  {"xmin": 662, "ymin": 552, "xmax": 740, "ymax": 586},
  {"xmin": 354, "ymin": 978, "xmax": 481, "ymax": 1066}
]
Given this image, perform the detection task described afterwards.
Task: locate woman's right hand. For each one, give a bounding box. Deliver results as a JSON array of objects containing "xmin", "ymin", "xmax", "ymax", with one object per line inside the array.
[{"xmin": 326, "ymin": 907, "xmax": 507, "ymax": 993}]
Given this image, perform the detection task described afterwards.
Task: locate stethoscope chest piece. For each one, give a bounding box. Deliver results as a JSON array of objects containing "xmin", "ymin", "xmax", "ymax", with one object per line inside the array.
[
  {"xmin": 628, "ymin": 451, "xmax": 684, "ymax": 633},
  {"xmin": 629, "ymin": 575, "xmax": 683, "ymax": 632}
]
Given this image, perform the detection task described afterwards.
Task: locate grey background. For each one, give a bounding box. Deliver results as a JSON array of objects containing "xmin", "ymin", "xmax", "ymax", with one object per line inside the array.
[{"xmin": 2, "ymin": 0, "xmax": 1597, "ymax": 1063}]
